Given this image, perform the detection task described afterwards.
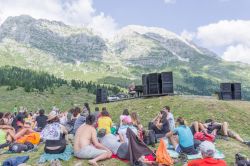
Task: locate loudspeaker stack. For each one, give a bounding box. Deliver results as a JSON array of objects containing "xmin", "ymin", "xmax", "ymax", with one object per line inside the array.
[
  {"xmin": 161, "ymin": 72, "xmax": 174, "ymax": 94},
  {"xmin": 220, "ymin": 83, "xmax": 241, "ymax": 100},
  {"xmin": 142, "ymin": 74, "xmax": 149, "ymax": 95},
  {"xmin": 142, "ymin": 72, "xmax": 173, "ymax": 96},
  {"xmin": 148, "ymin": 73, "xmax": 161, "ymax": 94},
  {"xmin": 96, "ymin": 88, "xmax": 108, "ymax": 104}
]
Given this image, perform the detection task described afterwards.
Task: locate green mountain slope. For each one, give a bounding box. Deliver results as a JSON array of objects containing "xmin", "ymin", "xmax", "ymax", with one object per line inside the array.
[{"xmin": 1, "ymin": 15, "xmax": 250, "ymax": 99}]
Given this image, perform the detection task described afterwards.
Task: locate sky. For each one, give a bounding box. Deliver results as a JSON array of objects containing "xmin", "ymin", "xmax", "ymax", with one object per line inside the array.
[{"xmin": 0, "ymin": 0, "xmax": 250, "ymax": 64}]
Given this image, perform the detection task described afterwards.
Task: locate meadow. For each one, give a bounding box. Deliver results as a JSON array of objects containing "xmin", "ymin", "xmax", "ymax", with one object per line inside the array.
[{"xmin": 0, "ymin": 86, "xmax": 250, "ymax": 165}]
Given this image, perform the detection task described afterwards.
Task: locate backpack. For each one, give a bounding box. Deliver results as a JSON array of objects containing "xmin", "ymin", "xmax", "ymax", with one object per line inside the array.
[
  {"xmin": 235, "ymin": 153, "xmax": 250, "ymax": 166},
  {"xmin": 9, "ymin": 142, "xmax": 34, "ymax": 153},
  {"xmin": 143, "ymin": 130, "xmax": 157, "ymax": 146},
  {"xmin": 9, "ymin": 143, "xmax": 27, "ymax": 153},
  {"xmin": 194, "ymin": 132, "xmax": 215, "ymax": 142}
]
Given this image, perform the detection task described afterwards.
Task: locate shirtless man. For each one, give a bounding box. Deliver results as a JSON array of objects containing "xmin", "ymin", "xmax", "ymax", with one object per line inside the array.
[{"xmin": 74, "ymin": 115, "xmax": 112, "ymax": 166}]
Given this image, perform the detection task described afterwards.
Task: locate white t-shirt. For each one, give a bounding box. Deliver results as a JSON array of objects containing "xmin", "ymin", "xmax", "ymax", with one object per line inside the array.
[
  {"xmin": 167, "ymin": 112, "xmax": 175, "ymax": 131},
  {"xmin": 118, "ymin": 125, "xmax": 137, "ymax": 143}
]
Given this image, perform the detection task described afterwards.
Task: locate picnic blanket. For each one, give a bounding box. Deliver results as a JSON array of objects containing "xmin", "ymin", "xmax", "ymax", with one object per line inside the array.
[
  {"xmin": 38, "ymin": 145, "xmax": 73, "ymax": 163},
  {"xmin": 111, "ymin": 154, "xmax": 129, "ymax": 163}
]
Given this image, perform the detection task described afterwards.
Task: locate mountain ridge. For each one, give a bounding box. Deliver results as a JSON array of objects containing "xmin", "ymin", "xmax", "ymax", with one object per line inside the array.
[{"xmin": 1, "ymin": 15, "xmax": 250, "ymax": 99}]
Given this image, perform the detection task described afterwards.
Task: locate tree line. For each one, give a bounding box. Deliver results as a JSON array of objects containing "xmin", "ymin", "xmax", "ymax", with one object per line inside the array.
[{"xmin": 0, "ymin": 66, "xmax": 122, "ymax": 95}]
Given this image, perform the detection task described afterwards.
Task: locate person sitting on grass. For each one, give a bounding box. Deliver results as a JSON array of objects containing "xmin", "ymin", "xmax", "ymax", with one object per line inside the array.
[
  {"xmin": 8, "ymin": 120, "xmax": 35, "ymax": 141},
  {"xmin": 73, "ymin": 107, "xmax": 86, "ymax": 134},
  {"xmin": 34, "ymin": 109, "xmax": 48, "ymax": 132},
  {"xmin": 2, "ymin": 112, "xmax": 13, "ymax": 126},
  {"xmin": 162, "ymin": 106, "xmax": 175, "ymax": 131},
  {"xmin": 131, "ymin": 112, "xmax": 143, "ymax": 140},
  {"xmin": 98, "ymin": 129, "xmax": 129, "ymax": 160},
  {"xmin": 82, "ymin": 103, "xmax": 90, "ymax": 117},
  {"xmin": 187, "ymin": 141, "xmax": 227, "ymax": 166},
  {"xmin": 0, "ymin": 118, "xmax": 15, "ymax": 148},
  {"xmin": 118, "ymin": 116, "xmax": 138, "ymax": 143},
  {"xmin": 41, "ymin": 110, "xmax": 68, "ymax": 154},
  {"xmin": 119, "ymin": 109, "xmax": 130, "ymax": 126},
  {"xmin": 166, "ymin": 117, "xmax": 198, "ymax": 155},
  {"xmin": 149, "ymin": 111, "xmax": 170, "ymax": 139},
  {"xmin": 93, "ymin": 107, "xmax": 100, "ymax": 121},
  {"xmin": 74, "ymin": 114, "xmax": 112, "ymax": 166},
  {"xmin": 98, "ymin": 110, "xmax": 112, "ymax": 134},
  {"xmin": 11, "ymin": 109, "xmax": 25, "ymax": 132},
  {"xmin": 199, "ymin": 119, "xmax": 250, "ymax": 146}
]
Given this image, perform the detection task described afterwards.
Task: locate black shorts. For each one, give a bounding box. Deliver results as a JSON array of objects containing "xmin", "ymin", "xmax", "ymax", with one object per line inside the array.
[
  {"xmin": 45, "ymin": 145, "xmax": 66, "ymax": 154},
  {"xmin": 207, "ymin": 123, "xmax": 222, "ymax": 134},
  {"xmin": 180, "ymin": 145, "xmax": 198, "ymax": 155}
]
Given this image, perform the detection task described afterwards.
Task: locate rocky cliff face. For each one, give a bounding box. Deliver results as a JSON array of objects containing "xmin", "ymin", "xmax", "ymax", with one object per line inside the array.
[
  {"xmin": 1, "ymin": 15, "xmax": 250, "ymax": 99},
  {"xmin": 0, "ymin": 15, "xmax": 107, "ymax": 62},
  {"xmin": 0, "ymin": 15, "xmax": 220, "ymax": 65}
]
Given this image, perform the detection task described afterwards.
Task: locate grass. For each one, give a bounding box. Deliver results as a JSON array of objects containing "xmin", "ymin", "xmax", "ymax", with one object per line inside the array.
[
  {"xmin": 0, "ymin": 86, "xmax": 95, "ymax": 113},
  {"xmin": 0, "ymin": 87, "xmax": 250, "ymax": 165}
]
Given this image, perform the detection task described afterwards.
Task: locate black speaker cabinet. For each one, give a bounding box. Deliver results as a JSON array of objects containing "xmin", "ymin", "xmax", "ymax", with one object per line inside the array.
[
  {"xmin": 148, "ymin": 73, "xmax": 160, "ymax": 84},
  {"xmin": 161, "ymin": 72, "xmax": 173, "ymax": 83},
  {"xmin": 221, "ymin": 92, "xmax": 232, "ymax": 100},
  {"xmin": 220, "ymin": 83, "xmax": 232, "ymax": 92},
  {"xmin": 142, "ymin": 74, "xmax": 148, "ymax": 95},
  {"xmin": 148, "ymin": 83, "xmax": 160, "ymax": 94},
  {"xmin": 162, "ymin": 83, "xmax": 174, "ymax": 94},
  {"xmin": 219, "ymin": 83, "xmax": 242, "ymax": 100},
  {"xmin": 96, "ymin": 88, "xmax": 108, "ymax": 104}
]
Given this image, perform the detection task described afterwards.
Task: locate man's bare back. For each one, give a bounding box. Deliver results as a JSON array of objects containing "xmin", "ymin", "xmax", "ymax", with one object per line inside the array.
[{"xmin": 74, "ymin": 124, "xmax": 95, "ymax": 152}]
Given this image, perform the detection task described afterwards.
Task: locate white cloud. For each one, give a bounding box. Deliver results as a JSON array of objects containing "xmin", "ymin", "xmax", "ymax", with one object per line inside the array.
[
  {"xmin": 222, "ymin": 44, "xmax": 250, "ymax": 63},
  {"xmin": 0, "ymin": 0, "xmax": 117, "ymax": 38},
  {"xmin": 164, "ymin": 0, "xmax": 176, "ymax": 4},
  {"xmin": 88, "ymin": 13, "xmax": 118, "ymax": 38},
  {"xmin": 191, "ymin": 20, "xmax": 250, "ymax": 64},
  {"xmin": 180, "ymin": 30, "xmax": 195, "ymax": 41},
  {"xmin": 196, "ymin": 20, "xmax": 250, "ymax": 47}
]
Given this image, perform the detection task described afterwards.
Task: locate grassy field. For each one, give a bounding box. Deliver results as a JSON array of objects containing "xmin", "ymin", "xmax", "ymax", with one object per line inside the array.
[
  {"xmin": 0, "ymin": 87, "xmax": 250, "ymax": 165},
  {"xmin": 0, "ymin": 86, "xmax": 95, "ymax": 113}
]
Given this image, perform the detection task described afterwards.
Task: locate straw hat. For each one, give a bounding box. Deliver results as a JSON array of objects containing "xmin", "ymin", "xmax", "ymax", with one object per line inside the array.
[{"xmin": 47, "ymin": 111, "xmax": 58, "ymax": 121}]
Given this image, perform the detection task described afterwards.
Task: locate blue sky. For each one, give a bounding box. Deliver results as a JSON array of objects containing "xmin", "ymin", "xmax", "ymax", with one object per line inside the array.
[{"xmin": 93, "ymin": 0, "xmax": 250, "ymax": 34}]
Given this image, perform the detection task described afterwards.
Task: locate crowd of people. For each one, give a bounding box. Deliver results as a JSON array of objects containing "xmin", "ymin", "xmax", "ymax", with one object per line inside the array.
[{"xmin": 0, "ymin": 104, "xmax": 250, "ymax": 166}]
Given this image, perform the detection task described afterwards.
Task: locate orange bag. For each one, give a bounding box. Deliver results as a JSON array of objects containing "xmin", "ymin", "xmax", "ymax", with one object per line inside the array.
[
  {"xmin": 17, "ymin": 132, "xmax": 41, "ymax": 145},
  {"xmin": 156, "ymin": 139, "xmax": 173, "ymax": 166}
]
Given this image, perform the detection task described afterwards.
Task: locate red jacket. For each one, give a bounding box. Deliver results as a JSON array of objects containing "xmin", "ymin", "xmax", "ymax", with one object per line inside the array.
[{"xmin": 188, "ymin": 157, "xmax": 227, "ymax": 166}]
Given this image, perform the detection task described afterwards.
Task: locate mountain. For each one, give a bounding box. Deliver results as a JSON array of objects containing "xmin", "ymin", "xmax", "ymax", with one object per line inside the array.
[
  {"xmin": 1, "ymin": 15, "xmax": 250, "ymax": 99},
  {"xmin": 0, "ymin": 15, "xmax": 107, "ymax": 62}
]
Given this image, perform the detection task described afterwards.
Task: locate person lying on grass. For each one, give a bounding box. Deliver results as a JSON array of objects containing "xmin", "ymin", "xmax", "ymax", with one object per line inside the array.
[
  {"xmin": 198, "ymin": 119, "xmax": 250, "ymax": 146},
  {"xmin": 74, "ymin": 114, "xmax": 112, "ymax": 166}
]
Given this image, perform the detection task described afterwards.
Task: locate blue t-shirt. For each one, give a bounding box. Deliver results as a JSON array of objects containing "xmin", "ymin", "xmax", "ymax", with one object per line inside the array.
[{"xmin": 174, "ymin": 125, "xmax": 194, "ymax": 148}]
